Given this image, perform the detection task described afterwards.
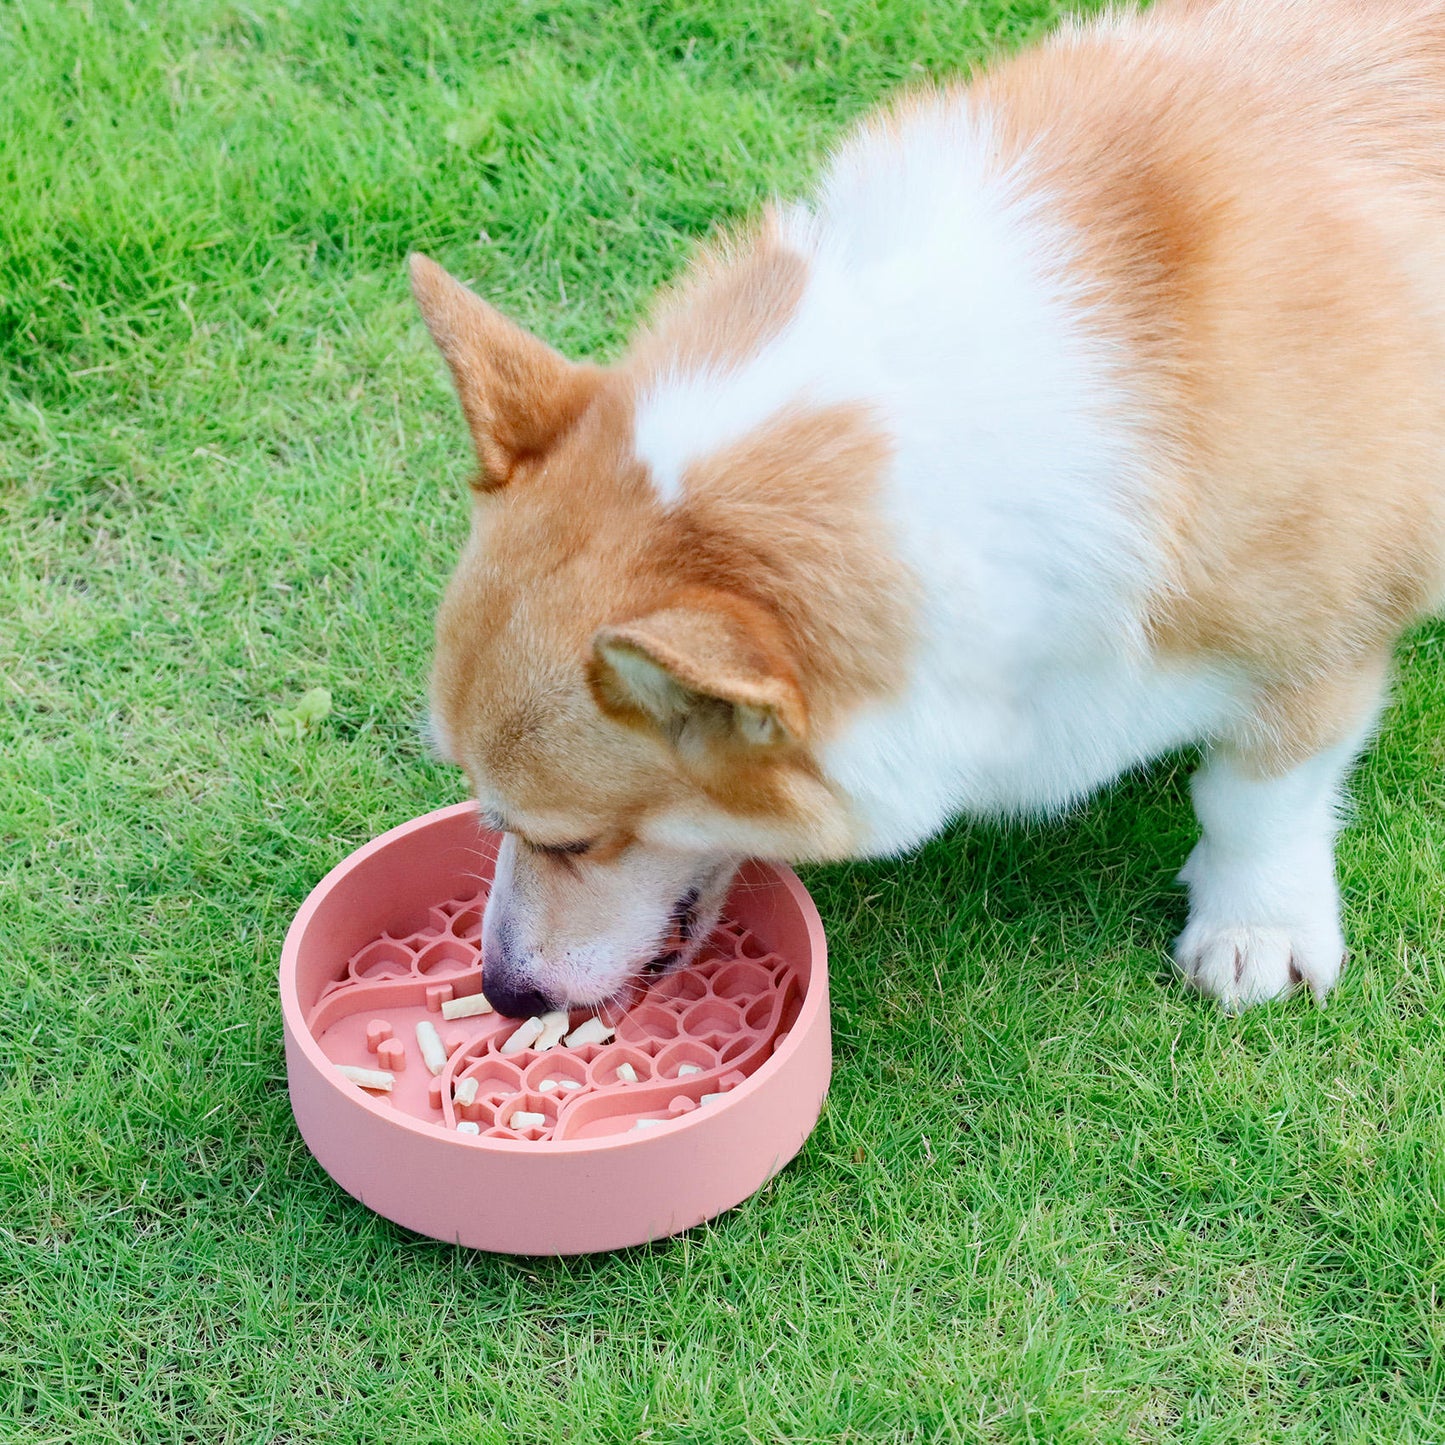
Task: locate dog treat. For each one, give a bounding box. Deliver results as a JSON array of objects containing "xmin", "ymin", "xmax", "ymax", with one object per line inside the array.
[
  {"xmin": 677, "ymin": 1063, "xmax": 702, "ymax": 1077},
  {"xmin": 538, "ymin": 1077, "xmax": 559, "ymax": 1093},
  {"xmin": 533, "ymin": 1009, "xmax": 570, "ymax": 1052},
  {"xmin": 510, "ymin": 1111, "xmax": 547, "ymax": 1130},
  {"xmin": 632, "ymin": 1117, "xmax": 667, "ymax": 1131},
  {"xmin": 700, "ymin": 1093, "xmax": 722, "ymax": 1104},
  {"xmin": 616, "ymin": 1062, "xmax": 638, "ymax": 1083},
  {"xmin": 415, "ymin": 1020, "xmax": 449, "ymax": 1076},
  {"xmin": 454, "ymin": 1077, "xmax": 480, "ymax": 1107},
  {"xmin": 440, "ymin": 992, "xmax": 494, "ymax": 1020},
  {"xmin": 338, "ymin": 1065, "xmax": 394, "ymax": 1092},
  {"xmin": 500, "ymin": 1016, "xmax": 545, "ymax": 1055},
  {"xmin": 456, "ymin": 1120, "xmax": 481, "ymax": 1135},
  {"xmin": 558, "ymin": 1078, "xmax": 584, "ymax": 1092},
  {"xmin": 562, "ymin": 1016, "xmax": 615, "ymax": 1049}
]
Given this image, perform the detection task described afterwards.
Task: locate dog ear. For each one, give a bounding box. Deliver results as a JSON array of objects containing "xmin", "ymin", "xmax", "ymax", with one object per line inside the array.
[
  {"xmin": 589, "ymin": 592, "xmax": 807, "ymax": 751},
  {"xmin": 409, "ymin": 253, "xmax": 600, "ymax": 490}
]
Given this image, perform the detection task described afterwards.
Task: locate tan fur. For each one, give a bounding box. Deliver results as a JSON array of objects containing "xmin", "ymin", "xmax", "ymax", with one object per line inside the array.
[
  {"xmin": 624, "ymin": 214, "xmax": 809, "ymax": 384},
  {"xmin": 420, "ymin": 0, "xmax": 1445, "ymax": 856},
  {"xmin": 425, "ymin": 370, "xmax": 899, "ymax": 853},
  {"xmin": 972, "ymin": 0, "xmax": 1445, "ymax": 770},
  {"xmin": 409, "ymin": 254, "xmax": 602, "ymax": 488},
  {"xmin": 418, "ymin": 226, "xmax": 911, "ymax": 853},
  {"xmin": 591, "ymin": 588, "xmax": 811, "ymax": 741}
]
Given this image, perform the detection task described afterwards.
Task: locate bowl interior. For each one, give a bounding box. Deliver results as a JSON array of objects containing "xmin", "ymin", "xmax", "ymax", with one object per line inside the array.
[{"xmin": 285, "ymin": 806, "xmax": 818, "ymax": 1144}]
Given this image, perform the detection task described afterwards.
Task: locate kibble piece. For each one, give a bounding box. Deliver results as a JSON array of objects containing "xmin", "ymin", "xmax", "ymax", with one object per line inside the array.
[
  {"xmin": 415, "ymin": 1020, "xmax": 449, "ymax": 1076},
  {"xmin": 562, "ymin": 1016, "xmax": 615, "ymax": 1049},
  {"xmin": 533, "ymin": 1009, "xmax": 570, "ymax": 1052},
  {"xmin": 677, "ymin": 1063, "xmax": 702, "ymax": 1077},
  {"xmin": 440, "ymin": 992, "xmax": 494, "ymax": 1020},
  {"xmin": 538, "ymin": 1078, "xmax": 559, "ymax": 1093},
  {"xmin": 499, "ymin": 1016, "xmax": 545, "ymax": 1055},
  {"xmin": 510, "ymin": 1110, "xmax": 547, "ymax": 1130},
  {"xmin": 616, "ymin": 1062, "xmax": 638, "ymax": 1084},
  {"xmin": 338, "ymin": 1064, "xmax": 394, "ymax": 1092},
  {"xmin": 454, "ymin": 1077, "xmax": 480, "ymax": 1107},
  {"xmin": 457, "ymin": 1121, "xmax": 481, "ymax": 1135},
  {"xmin": 558, "ymin": 1078, "xmax": 584, "ymax": 1092}
]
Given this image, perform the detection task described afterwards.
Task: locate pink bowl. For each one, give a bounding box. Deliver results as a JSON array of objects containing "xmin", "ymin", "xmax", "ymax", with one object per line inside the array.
[{"xmin": 279, "ymin": 802, "xmax": 831, "ymax": 1254}]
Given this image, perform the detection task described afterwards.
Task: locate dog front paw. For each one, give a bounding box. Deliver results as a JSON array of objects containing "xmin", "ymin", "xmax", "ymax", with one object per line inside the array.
[{"xmin": 1173, "ymin": 920, "xmax": 1344, "ymax": 1013}]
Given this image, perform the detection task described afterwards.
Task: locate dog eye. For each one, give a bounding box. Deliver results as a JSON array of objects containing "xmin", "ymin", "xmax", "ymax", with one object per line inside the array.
[{"xmin": 532, "ymin": 839, "xmax": 594, "ymax": 859}]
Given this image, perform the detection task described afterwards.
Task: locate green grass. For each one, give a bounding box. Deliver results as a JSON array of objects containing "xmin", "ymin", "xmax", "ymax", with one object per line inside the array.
[{"xmin": 4, "ymin": 1, "xmax": 1444, "ymax": 1439}]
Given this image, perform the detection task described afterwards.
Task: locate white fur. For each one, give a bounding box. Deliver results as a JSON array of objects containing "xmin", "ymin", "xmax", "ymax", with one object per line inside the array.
[
  {"xmin": 629, "ymin": 95, "xmax": 1362, "ymax": 1010},
  {"xmin": 481, "ymin": 833, "xmax": 734, "ymax": 1009},
  {"xmin": 636, "ymin": 369, "xmax": 802, "ymax": 506},
  {"xmin": 1174, "ymin": 717, "xmax": 1376, "ymax": 1010},
  {"xmin": 638, "ymin": 98, "xmax": 1252, "ymax": 848}
]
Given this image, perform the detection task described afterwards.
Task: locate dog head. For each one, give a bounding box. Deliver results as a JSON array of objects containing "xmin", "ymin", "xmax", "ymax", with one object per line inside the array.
[{"xmin": 411, "ymin": 252, "xmax": 900, "ymax": 1013}]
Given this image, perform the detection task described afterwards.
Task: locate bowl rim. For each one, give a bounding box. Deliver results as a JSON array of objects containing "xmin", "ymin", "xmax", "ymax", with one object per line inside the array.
[{"xmin": 278, "ymin": 801, "xmax": 829, "ymax": 1156}]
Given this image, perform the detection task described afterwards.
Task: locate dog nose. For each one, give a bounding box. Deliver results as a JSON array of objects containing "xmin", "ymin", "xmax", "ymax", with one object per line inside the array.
[{"xmin": 481, "ymin": 976, "xmax": 555, "ymax": 1019}]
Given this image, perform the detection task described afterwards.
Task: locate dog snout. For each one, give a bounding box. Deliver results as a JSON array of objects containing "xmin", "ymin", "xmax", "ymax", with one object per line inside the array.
[
  {"xmin": 479, "ymin": 906, "xmax": 557, "ymax": 1016},
  {"xmin": 481, "ymin": 972, "xmax": 556, "ymax": 1020}
]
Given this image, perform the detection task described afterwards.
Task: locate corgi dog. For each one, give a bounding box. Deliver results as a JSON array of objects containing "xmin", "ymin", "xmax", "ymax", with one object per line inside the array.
[{"xmin": 413, "ymin": 0, "xmax": 1445, "ymax": 1018}]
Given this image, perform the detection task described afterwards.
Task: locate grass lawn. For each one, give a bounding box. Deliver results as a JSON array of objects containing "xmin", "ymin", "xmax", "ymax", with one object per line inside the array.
[{"xmin": 4, "ymin": 0, "xmax": 1445, "ymax": 1439}]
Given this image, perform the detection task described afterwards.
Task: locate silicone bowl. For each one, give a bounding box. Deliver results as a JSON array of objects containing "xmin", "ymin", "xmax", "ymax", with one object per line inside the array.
[{"xmin": 279, "ymin": 802, "xmax": 830, "ymax": 1254}]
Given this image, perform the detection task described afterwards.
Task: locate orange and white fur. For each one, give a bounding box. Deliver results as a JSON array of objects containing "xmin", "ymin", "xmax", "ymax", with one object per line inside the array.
[{"xmin": 414, "ymin": 0, "xmax": 1445, "ymax": 1018}]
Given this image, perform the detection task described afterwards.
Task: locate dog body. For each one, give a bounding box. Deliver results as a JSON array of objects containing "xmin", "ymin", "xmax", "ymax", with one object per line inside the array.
[{"xmin": 416, "ymin": 0, "xmax": 1445, "ymax": 1016}]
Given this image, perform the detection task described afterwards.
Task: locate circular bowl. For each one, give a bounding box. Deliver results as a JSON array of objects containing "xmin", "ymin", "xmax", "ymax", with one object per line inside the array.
[{"xmin": 279, "ymin": 802, "xmax": 830, "ymax": 1254}]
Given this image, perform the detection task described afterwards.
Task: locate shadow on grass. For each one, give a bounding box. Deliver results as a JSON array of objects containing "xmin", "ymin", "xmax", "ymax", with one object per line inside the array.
[{"xmin": 797, "ymin": 749, "xmax": 1202, "ymax": 1011}]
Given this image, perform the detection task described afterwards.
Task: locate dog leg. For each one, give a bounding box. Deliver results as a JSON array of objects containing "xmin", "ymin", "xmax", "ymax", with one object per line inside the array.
[{"xmin": 1173, "ymin": 683, "xmax": 1386, "ymax": 1012}]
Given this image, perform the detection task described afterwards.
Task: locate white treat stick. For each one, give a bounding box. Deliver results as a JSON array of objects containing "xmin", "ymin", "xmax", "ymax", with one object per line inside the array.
[
  {"xmin": 415, "ymin": 1020, "xmax": 449, "ymax": 1076},
  {"xmin": 337, "ymin": 1065, "xmax": 394, "ymax": 1092},
  {"xmin": 677, "ymin": 1063, "xmax": 702, "ymax": 1077},
  {"xmin": 500, "ymin": 1015, "xmax": 545, "ymax": 1055},
  {"xmin": 562, "ymin": 1016, "xmax": 615, "ymax": 1049},
  {"xmin": 510, "ymin": 1110, "xmax": 547, "ymax": 1130},
  {"xmin": 440, "ymin": 992, "xmax": 493, "ymax": 1020},
  {"xmin": 533, "ymin": 1009, "xmax": 570, "ymax": 1052},
  {"xmin": 538, "ymin": 1078, "xmax": 559, "ymax": 1094},
  {"xmin": 616, "ymin": 1062, "xmax": 638, "ymax": 1083},
  {"xmin": 454, "ymin": 1077, "xmax": 480, "ymax": 1106},
  {"xmin": 700, "ymin": 1093, "xmax": 721, "ymax": 1104},
  {"xmin": 457, "ymin": 1121, "xmax": 481, "ymax": 1135},
  {"xmin": 631, "ymin": 1117, "xmax": 667, "ymax": 1130},
  {"xmin": 558, "ymin": 1078, "xmax": 583, "ymax": 1092}
]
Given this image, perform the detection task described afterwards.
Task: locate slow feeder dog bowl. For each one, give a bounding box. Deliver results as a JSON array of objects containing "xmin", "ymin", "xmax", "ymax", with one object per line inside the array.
[{"xmin": 279, "ymin": 802, "xmax": 830, "ymax": 1254}]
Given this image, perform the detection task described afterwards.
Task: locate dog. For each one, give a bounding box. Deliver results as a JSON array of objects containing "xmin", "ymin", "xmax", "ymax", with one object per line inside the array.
[{"xmin": 412, "ymin": 0, "xmax": 1445, "ymax": 1018}]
